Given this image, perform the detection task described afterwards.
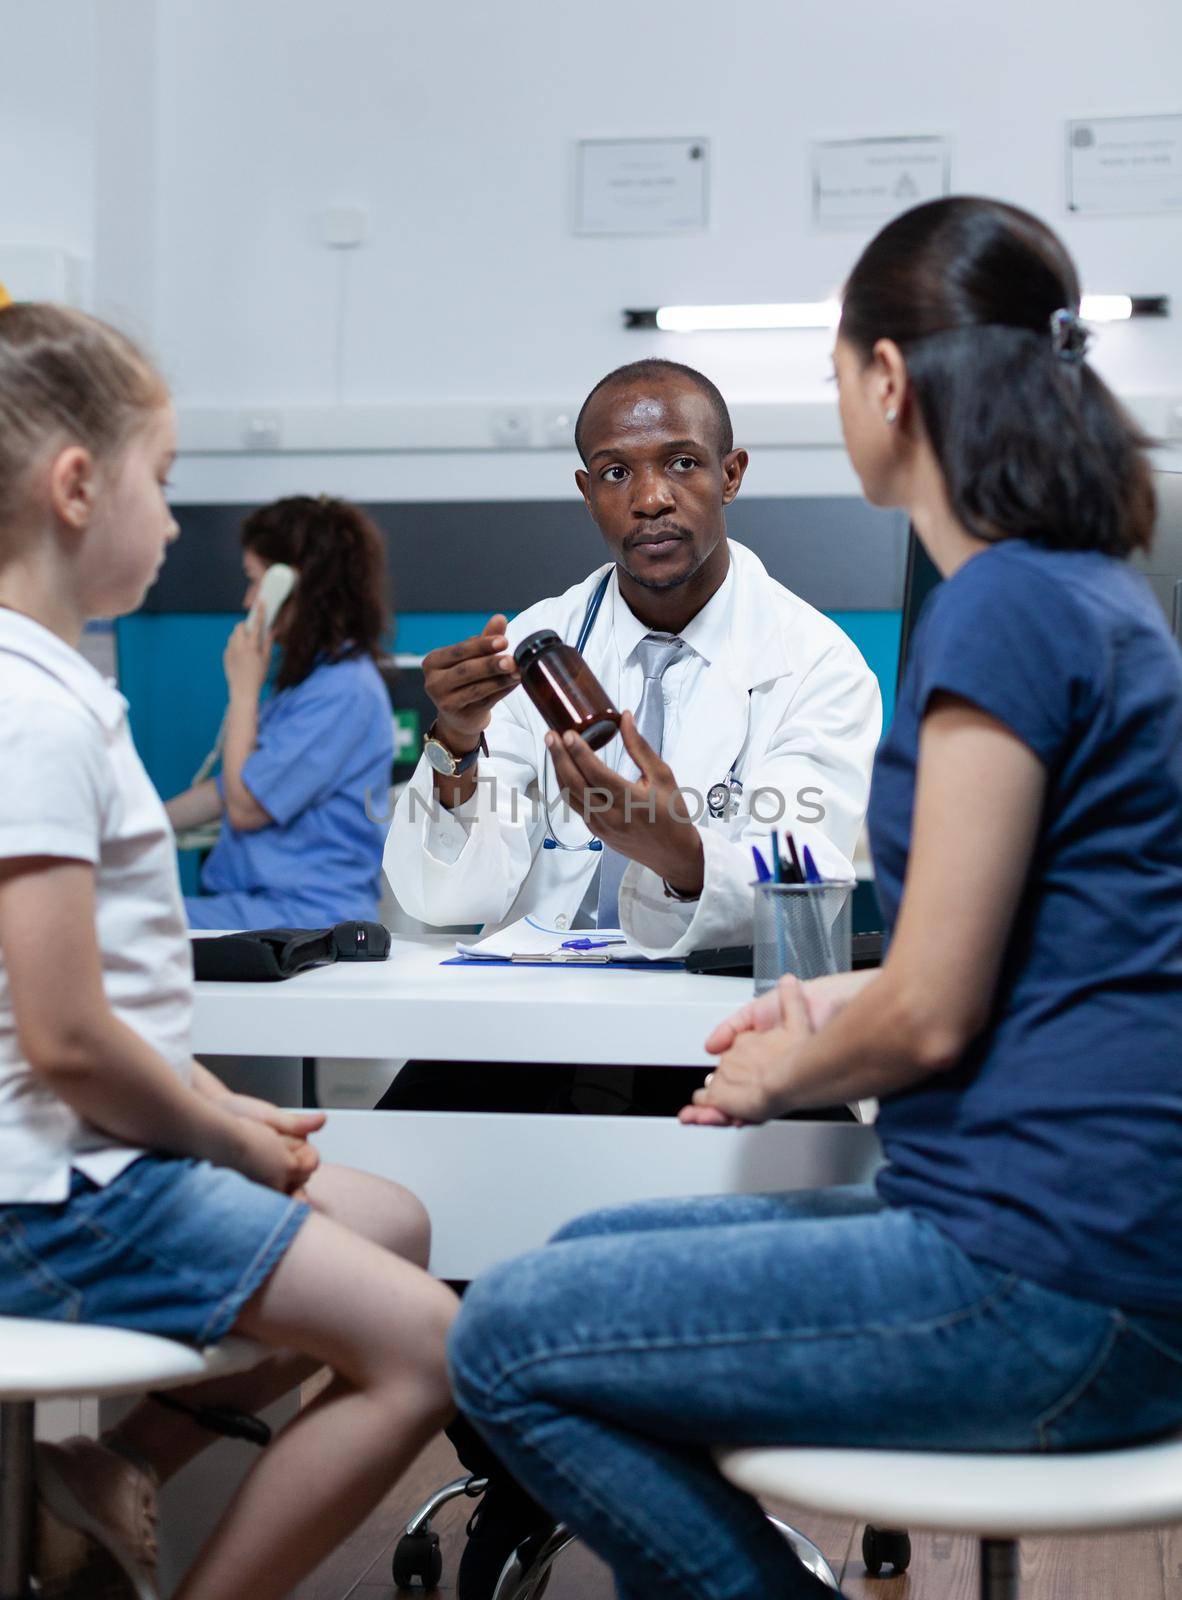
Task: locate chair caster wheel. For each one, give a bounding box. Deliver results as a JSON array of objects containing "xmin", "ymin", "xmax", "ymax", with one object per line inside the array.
[
  {"xmin": 393, "ymin": 1528, "xmax": 444, "ymax": 1590},
  {"xmin": 862, "ymin": 1525, "xmax": 912, "ymax": 1576},
  {"xmin": 498, "ymin": 1534, "xmax": 557, "ymax": 1600}
]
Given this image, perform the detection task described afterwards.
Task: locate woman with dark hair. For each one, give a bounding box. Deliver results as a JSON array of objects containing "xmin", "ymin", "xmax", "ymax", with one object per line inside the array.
[
  {"xmin": 168, "ymin": 495, "xmax": 394, "ymax": 929},
  {"xmin": 444, "ymin": 197, "xmax": 1182, "ymax": 1600}
]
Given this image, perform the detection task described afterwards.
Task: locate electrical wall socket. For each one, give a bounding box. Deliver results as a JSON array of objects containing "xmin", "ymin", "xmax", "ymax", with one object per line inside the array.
[
  {"xmin": 489, "ymin": 407, "xmax": 534, "ymax": 447},
  {"xmin": 544, "ymin": 409, "xmax": 578, "ymax": 449},
  {"xmin": 0, "ymin": 246, "xmax": 86, "ymax": 306},
  {"xmin": 1168, "ymin": 402, "xmax": 1182, "ymax": 440},
  {"xmin": 243, "ymin": 414, "xmax": 282, "ymax": 451},
  {"xmin": 319, "ymin": 207, "xmax": 369, "ymax": 248}
]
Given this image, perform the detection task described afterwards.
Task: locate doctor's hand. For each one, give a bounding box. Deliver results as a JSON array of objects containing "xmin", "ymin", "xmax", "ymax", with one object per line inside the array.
[
  {"xmin": 425, "ymin": 613, "xmax": 520, "ymax": 752},
  {"xmin": 224, "ymin": 611, "xmax": 274, "ymax": 702},
  {"xmin": 545, "ymin": 710, "xmax": 704, "ymax": 895},
  {"xmin": 679, "ymin": 974, "xmax": 815, "ymax": 1128}
]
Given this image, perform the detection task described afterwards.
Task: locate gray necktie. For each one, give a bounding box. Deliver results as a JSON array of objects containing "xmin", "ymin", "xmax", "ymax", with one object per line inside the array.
[{"xmin": 595, "ymin": 632, "xmax": 684, "ymax": 928}]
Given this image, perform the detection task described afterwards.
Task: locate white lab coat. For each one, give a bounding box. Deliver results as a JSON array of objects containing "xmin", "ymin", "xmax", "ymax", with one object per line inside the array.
[{"xmin": 385, "ymin": 540, "xmax": 881, "ymax": 958}]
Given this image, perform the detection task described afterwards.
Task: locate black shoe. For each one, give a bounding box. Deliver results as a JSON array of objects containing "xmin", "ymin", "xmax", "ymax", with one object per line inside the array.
[{"xmin": 457, "ymin": 1474, "xmax": 557, "ymax": 1600}]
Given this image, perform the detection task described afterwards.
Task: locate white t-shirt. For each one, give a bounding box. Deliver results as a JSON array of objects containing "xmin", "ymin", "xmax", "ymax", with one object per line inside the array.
[{"xmin": 0, "ymin": 610, "xmax": 194, "ymax": 1202}]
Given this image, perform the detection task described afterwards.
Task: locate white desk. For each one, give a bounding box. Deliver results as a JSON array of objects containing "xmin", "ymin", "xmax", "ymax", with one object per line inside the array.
[
  {"xmin": 193, "ymin": 935, "xmax": 881, "ymax": 1278},
  {"xmin": 194, "ymin": 934, "xmax": 745, "ymax": 1064}
]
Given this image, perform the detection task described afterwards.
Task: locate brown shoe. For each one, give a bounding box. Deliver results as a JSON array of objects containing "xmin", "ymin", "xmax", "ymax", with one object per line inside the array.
[
  {"xmin": 34, "ymin": 1501, "xmax": 133, "ymax": 1600},
  {"xmin": 34, "ymin": 1438, "xmax": 159, "ymax": 1600}
]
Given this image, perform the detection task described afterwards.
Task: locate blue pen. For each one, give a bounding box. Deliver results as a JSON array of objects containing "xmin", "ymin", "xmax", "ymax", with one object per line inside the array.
[
  {"xmin": 751, "ymin": 844, "xmax": 772, "ymax": 883},
  {"xmin": 800, "ymin": 843, "xmax": 838, "ymax": 973},
  {"xmin": 766, "ymin": 834, "xmax": 790, "ymax": 973},
  {"xmin": 561, "ymin": 936, "xmax": 628, "ymax": 951}
]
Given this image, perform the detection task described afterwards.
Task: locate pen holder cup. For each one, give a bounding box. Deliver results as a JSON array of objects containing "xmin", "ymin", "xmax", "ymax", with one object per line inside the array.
[{"xmin": 753, "ymin": 881, "xmax": 855, "ymax": 994}]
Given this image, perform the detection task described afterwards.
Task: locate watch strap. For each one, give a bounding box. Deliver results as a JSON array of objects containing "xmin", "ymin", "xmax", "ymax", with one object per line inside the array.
[{"xmin": 426, "ymin": 723, "xmax": 487, "ymax": 776}]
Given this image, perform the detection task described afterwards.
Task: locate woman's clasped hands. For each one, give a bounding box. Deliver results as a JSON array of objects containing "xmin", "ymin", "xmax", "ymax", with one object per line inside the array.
[{"xmin": 680, "ymin": 971, "xmax": 858, "ymax": 1128}]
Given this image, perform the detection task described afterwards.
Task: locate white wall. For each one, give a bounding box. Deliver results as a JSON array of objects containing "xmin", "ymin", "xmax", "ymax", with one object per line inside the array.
[
  {"xmin": 0, "ymin": 0, "xmax": 95, "ymax": 292},
  {"xmin": 2, "ymin": 0, "xmax": 1181, "ymax": 500},
  {"xmin": 92, "ymin": 0, "xmax": 161, "ymax": 344}
]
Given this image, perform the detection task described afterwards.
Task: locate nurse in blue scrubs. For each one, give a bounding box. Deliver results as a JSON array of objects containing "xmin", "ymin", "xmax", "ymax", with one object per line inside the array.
[{"xmin": 167, "ymin": 496, "xmax": 394, "ymax": 929}]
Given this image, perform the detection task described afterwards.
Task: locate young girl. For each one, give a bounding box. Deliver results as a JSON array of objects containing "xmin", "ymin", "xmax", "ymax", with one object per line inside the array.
[
  {"xmin": 0, "ymin": 302, "xmax": 458, "ymax": 1600},
  {"xmin": 167, "ymin": 495, "xmax": 395, "ymax": 930},
  {"xmin": 446, "ymin": 197, "xmax": 1182, "ymax": 1600}
]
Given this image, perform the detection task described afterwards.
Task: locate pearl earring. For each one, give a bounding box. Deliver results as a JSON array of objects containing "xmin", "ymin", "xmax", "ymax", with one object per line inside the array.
[{"xmin": 885, "ymin": 407, "xmax": 898, "ymax": 425}]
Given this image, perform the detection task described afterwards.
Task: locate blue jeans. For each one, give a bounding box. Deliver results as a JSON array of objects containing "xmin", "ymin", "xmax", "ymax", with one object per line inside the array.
[{"xmin": 447, "ymin": 1185, "xmax": 1182, "ymax": 1600}]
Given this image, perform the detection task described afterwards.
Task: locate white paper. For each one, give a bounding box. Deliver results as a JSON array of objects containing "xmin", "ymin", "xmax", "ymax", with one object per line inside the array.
[
  {"xmin": 1068, "ymin": 114, "xmax": 1182, "ymax": 215},
  {"xmin": 575, "ymin": 138, "xmax": 709, "ymax": 236},
  {"xmin": 456, "ymin": 915, "xmax": 658, "ymax": 964},
  {"xmin": 812, "ymin": 136, "xmax": 950, "ymax": 229}
]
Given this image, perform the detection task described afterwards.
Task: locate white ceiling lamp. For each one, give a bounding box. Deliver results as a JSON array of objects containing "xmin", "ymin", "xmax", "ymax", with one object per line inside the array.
[
  {"xmin": 1080, "ymin": 294, "xmax": 1135, "ymax": 322},
  {"xmin": 625, "ymin": 295, "xmax": 1169, "ymax": 332},
  {"xmin": 643, "ymin": 301, "xmax": 841, "ymax": 333}
]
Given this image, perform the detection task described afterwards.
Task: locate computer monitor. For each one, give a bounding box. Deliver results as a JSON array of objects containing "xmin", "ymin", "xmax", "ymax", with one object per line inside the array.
[
  {"xmin": 896, "ymin": 528, "xmax": 942, "ymax": 690},
  {"xmin": 896, "ymin": 468, "xmax": 1182, "ymax": 685},
  {"xmin": 377, "ymin": 655, "xmax": 438, "ymax": 784},
  {"xmin": 1133, "ymin": 469, "xmax": 1182, "ymax": 642}
]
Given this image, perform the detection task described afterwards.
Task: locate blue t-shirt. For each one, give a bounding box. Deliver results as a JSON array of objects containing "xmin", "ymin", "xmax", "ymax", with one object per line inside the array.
[
  {"xmin": 202, "ymin": 654, "xmax": 393, "ymax": 925},
  {"xmin": 869, "ymin": 539, "xmax": 1182, "ymax": 1314}
]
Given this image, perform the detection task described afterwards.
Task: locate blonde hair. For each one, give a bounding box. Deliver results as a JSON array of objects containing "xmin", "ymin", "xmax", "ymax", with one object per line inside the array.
[{"xmin": 0, "ymin": 302, "xmax": 167, "ymax": 521}]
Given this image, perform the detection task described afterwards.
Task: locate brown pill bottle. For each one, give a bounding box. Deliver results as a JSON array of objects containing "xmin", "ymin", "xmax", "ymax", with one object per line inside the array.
[{"xmin": 513, "ymin": 630, "xmax": 621, "ymax": 751}]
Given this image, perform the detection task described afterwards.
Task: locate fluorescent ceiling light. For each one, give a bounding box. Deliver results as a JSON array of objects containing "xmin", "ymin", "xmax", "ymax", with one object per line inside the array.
[
  {"xmin": 1077, "ymin": 295, "xmax": 1168, "ymax": 322},
  {"xmin": 1080, "ymin": 294, "xmax": 1133, "ymax": 322},
  {"xmin": 637, "ymin": 301, "xmax": 841, "ymax": 333},
  {"xmin": 626, "ymin": 295, "xmax": 1168, "ymax": 332}
]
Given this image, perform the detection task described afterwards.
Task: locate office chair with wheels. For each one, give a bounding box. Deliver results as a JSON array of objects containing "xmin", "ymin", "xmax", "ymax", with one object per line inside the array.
[
  {"xmin": 485, "ymin": 1515, "xmax": 845, "ymax": 1600},
  {"xmin": 391, "ymin": 1468, "xmax": 911, "ymax": 1594}
]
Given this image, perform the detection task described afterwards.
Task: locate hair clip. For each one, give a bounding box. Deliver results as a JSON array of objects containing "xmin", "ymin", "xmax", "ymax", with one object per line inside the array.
[{"xmin": 1049, "ymin": 307, "xmax": 1089, "ymax": 364}]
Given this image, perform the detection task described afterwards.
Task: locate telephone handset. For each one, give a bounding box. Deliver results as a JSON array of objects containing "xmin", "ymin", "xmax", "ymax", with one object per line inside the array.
[
  {"xmin": 190, "ymin": 564, "xmax": 298, "ymax": 787},
  {"xmin": 248, "ymin": 562, "xmax": 297, "ymax": 636}
]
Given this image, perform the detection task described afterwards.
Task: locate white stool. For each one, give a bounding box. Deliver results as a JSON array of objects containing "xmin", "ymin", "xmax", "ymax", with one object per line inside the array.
[
  {"xmin": 0, "ymin": 1316, "xmax": 265, "ymax": 1600},
  {"xmin": 718, "ymin": 1434, "xmax": 1182, "ymax": 1599}
]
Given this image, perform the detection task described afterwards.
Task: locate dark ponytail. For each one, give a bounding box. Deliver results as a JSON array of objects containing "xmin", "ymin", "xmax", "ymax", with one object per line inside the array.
[
  {"xmin": 840, "ymin": 196, "xmax": 1156, "ymax": 556},
  {"xmin": 240, "ymin": 495, "xmax": 390, "ymax": 690}
]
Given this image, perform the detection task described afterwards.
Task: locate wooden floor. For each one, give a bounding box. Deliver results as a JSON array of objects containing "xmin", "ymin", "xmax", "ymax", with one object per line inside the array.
[{"xmin": 289, "ymin": 1431, "xmax": 1180, "ymax": 1599}]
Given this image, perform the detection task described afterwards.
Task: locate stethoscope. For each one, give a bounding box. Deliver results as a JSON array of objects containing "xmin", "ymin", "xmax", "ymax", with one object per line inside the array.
[{"xmin": 541, "ymin": 571, "xmax": 745, "ymax": 851}]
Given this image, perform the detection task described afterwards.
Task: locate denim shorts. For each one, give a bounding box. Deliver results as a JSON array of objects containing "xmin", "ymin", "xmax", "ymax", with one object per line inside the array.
[{"xmin": 0, "ymin": 1154, "xmax": 310, "ymax": 1345}]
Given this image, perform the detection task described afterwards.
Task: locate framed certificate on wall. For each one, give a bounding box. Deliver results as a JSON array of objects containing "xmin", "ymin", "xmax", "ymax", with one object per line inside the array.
[
  {"xmin": 575, "ymin": 138, "xmax": 710, "ymax": 236},
  {"xmin": 1068, "ymin": 114, "xmax": 1182, "ymax": 214},
  {"xmin": 812, "ymin": 136, "xmax": 951, "ymax": 230}
]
